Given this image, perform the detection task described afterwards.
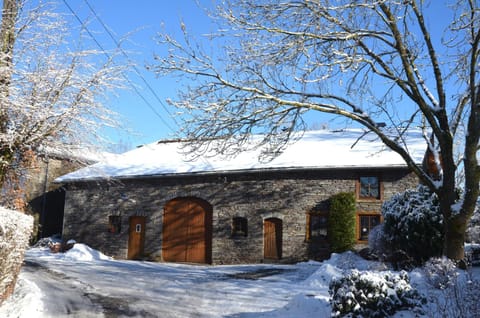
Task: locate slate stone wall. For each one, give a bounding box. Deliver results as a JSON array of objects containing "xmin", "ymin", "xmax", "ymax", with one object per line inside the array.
[
  {"xmin": 62, "ymin": 168, "xmax": 418, "ymax": 264},
  {"xmin": 26, "ymin": 156, "xmax": 87, "ymax": 240}
]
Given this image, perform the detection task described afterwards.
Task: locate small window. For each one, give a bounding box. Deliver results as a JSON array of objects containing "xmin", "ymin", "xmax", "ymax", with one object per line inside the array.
[
  {"xmin": 359, "ymin": 214, "xmax": 381, "ymax": 241},
  {"xmin": 232, "ymin": 217, "xmax": 248, "ymax": 237},
  {"xmin": 306, "ymin": 212, "xmax": 329, "ymax": 241},
  {"xmin": 358, "ymin": 176, "xmax": 381, "ymax": 200},
  {"xmin": 108, "ymin": 215, "xmax": 121, "ymax": 234}
]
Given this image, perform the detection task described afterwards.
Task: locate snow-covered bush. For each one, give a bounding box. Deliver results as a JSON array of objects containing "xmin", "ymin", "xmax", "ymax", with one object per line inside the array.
[
  {"xmin": 423, "ymin": 257, "xmax": 458, "ymax": 290},
  {"xmin": 367, "ymin": 223, "xmax": 387, "ymax": 259},
  {"xmin": 466, "ymin": 206, "xmax": 480, "ymax": 243},
  {"xmin": 329, "ymin": 269, "xmax": 425, "ymax": 317},
  {"xmin": 419, "ymin": 259, "xmax": 480, "ymax": 317},
  {"xmin": 0, "ymin": 207, "xmax": 33, "ymax": 304},
  {"xmin": 465, "ymin": 243, "xmax": 480, "ymax": 266},
  {"xmin": 382, "ymin": 185, "xmax": 443, "ymax": 265}
]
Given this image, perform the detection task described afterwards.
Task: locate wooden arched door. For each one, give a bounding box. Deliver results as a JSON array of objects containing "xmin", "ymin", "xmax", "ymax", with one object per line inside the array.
[
  {"xmin": 162, "ymin": 197, "xmax": 212, "ymax": 264},
  {"xmin": 264, "ymin": 218, "xmax": 282, "ymax": 260}
]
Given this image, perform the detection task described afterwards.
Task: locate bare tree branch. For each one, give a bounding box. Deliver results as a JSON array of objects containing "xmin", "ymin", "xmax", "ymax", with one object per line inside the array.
[
  {"xmin": 0, "ymin": 1, "xmax": 128, "ymax": 189},
  {"xmin": 150, "ymin": 0, "xmax": 480, "ymax": 259}
]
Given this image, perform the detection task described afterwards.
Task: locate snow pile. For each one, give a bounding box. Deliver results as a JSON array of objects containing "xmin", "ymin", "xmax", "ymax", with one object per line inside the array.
[
  {"xmin": 305, "ymin": 252, "xmax": 388, "ymax": 289},
  {"xmin": 0, "ymin": 207, "xmax": 33, "ymax": 304},
  {"xmin": 27, "ymin": 243, "xmax": 112, "ymax": 262},
  {"xmin": 62, "ymin": 243, "xmax": 112, "ymax": 262},
  {"xmin": 275, "ymin": 253, "xmax": 391, "ymax": 318},
  {"xmin": 0, "ymin": 276, "xmax": 44, "ymax": 317}
]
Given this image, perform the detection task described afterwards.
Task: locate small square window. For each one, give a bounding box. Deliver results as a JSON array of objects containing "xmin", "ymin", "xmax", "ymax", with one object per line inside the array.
[
  {"xmin": 359, "ymin": 214, "xmax": 381, "ymax": 241},
  {"xmin": 232, "ymin": 217, "xmax": 248, "ymax": 237},
  {"xmin": 108, "ymin": 215, "xmax": 121, "ymax": 234},
  {"xmin": 359, "ymin": 176, "xmax": 381, "ymax": 199},
  {"xmin": 308, "ymin": 213, "xmax": 329, "ymax": 241}
]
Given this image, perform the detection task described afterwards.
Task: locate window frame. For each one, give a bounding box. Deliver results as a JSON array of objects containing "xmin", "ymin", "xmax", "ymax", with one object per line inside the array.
[
  {"xmin": 306, "ymin": 211, "xmax": 329, "ymax": 242},
  {"xmin": 231, "ymin": 216, "xmax": 248, "ymax": 238},
  {"xmin": 356, "ymin": 175, "xmax": 383, "ymax": 201},
  {"xmin": 108, "ymin": 215, "xmax": 122, "ymax": 234},
  {"xmin": 356, "ymin": 212, "xmax": 382, "ymax": 242}
]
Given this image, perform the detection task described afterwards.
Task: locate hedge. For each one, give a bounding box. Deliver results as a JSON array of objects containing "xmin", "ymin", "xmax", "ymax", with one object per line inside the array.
[
  {"xmin": 329, "ymin": 192, "xmax": 356, "ymax": 253},
  {"xmin": 0, "ymin": 207, "xmax": 33, "ymax": 304}
]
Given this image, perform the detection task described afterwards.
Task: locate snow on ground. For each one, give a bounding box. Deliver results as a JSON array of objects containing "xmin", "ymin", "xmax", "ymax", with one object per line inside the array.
[
  {"xmin": 1, "ymin": 244, "xmax": 479, "ymax": 317},
  {"xmin": 0, "ymin": 273, "xmax": 44, "ymax": 317}
]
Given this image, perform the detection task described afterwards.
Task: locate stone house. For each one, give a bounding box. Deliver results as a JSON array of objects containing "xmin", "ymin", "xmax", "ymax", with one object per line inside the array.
[
  {"xmin": 25, "ymin": 149, "xmax": 116, "ymax": 240},
  {"xmin": 26, "ymin": 154, "xmax": 81, "ymax": 240},
  {"xmin": 56, "ymin": 130, "xmax": 425, "ymax": 264}
]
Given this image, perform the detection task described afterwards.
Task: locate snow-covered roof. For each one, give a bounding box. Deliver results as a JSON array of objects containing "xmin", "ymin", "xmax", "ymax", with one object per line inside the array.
[
  {"xmin": 55, "ymin": 129, "xmax": 427, "ymax": 183},
  {"xmin": 38, "ymin": 144, "xmax": 119, "ymax": 164}
]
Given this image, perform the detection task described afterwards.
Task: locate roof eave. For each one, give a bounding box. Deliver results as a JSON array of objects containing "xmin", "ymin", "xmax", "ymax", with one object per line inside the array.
[{"xmin": 55, "ymin": 163, "xmax": 416, "ymax": 184}]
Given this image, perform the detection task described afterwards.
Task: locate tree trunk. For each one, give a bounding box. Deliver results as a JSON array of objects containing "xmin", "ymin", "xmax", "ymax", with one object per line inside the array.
[
  {"xmin": 0, "ymin": 0, "xmax": 17, "ymax": 97},
  {"xmin": 0, "ymin": 0, "xmax": 17, "ymax": 72},
  {"xmin": 0, "ymin": 0, "xmax": 19, "ymax": 186},
  {"xmin": 0, "ymin": 146, "xmax": 13, "ymax": 182},
  {"xmin": 443, "ymin": 215, "xmax": 468, "ymax": 260}
]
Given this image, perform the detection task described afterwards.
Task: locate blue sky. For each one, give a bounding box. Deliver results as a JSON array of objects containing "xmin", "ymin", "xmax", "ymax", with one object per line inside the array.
[
  {"xmin": 51, "ymin": 0, "xmax": 346, "ymax": 151},
  {"xmin": 51, "ymin": 0, "xmax": 215, "ymax": 149},
  {"xmin": 40, "ymin": 1, "xmax": 453, "ymax": 151}
]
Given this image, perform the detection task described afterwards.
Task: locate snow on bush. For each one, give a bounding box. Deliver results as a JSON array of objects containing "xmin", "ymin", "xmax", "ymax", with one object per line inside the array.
[
  {"xmin": 423, "ymin": 257, "xmax": 458, "ymax": 290},
  {"xmin": 0, "ymin": 207, "xmax": 33, "ymax": 304},
  {"xmin": 415, "ymin": 258, "xmax": 480, "ymax": 317},
  {"xmin": 329, "ymin": 269, "xmax": 425, "ymax": 317},
  {"xmin": 381, "ymin": 185, "xmax": 443, "ymax": 265},
  {"xmin": 466, "ymin": 206, "xmax": 480, "ymax": 243},
  {"xmin": 465, "ymin": 243, "xmax": 480, "ymax": 266},
  {"xmin": 368, "ymin": 223, "xmax": 387, "ymax": 259}
]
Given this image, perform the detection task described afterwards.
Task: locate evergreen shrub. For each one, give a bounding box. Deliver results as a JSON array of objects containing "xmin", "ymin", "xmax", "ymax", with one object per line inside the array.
[
  {"xmin": 382, "ymin": 185, "xmax": 443, "ymax": 265},
  {"xmin": 328, "ymin": 192, "xmax": 356, "ymax": 253},
  {"xmin": 329, "ymin": 270, "xmax": 425, "ymax": 317}
]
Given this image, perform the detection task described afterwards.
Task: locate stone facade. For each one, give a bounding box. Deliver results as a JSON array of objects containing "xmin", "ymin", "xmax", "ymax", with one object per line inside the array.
[
  {"xmin": 62, "ymin": 167, "xmax": 418, "ymax": 264},
  {"xmin": 26, "ymin": 156, "xmax": 87, "ymax": 240}
]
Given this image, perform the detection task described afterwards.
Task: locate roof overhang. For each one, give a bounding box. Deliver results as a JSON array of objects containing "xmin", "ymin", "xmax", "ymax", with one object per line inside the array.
[{"xmin": 56, "ymin": 163, "xmax": 415, "ymax": 184}]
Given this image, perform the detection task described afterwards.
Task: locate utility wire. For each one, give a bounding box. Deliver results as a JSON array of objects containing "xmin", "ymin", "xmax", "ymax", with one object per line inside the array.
[
  {"xmin": 83, "ymin": 0, "xmax": 176, "ymax": 123},
  {"xmin": 61, "ymin": 0, "xmax": 175, "ymax": 132}
]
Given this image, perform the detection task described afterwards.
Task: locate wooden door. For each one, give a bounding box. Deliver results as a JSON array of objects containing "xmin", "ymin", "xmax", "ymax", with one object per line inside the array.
[
  {"xmin": 186, "ymin": 203, "xmax": 208, "ymax": 263},
  {"xmin": 128, "ymin": 216, "xmax": 145, "ymax": 260},
  {"xmin": 264, "ymin": 218, "xmax": 282, "ymax": 260},
  {"xmin": 163, "ymin": 198, "xmax": 212, "ymax": 264},
  {"xmin": 163, "ymin": 199, "xmax": 188, "ymax": 262}
]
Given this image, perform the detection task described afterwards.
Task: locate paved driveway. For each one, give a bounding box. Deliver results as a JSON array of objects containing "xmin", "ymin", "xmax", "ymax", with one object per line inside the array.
[{"xmin": 17, "ymin": 256, "xmax": 321, "ymax": 317}]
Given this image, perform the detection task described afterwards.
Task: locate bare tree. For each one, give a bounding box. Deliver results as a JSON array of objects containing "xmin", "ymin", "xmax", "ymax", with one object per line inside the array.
[
  {"xmin": 0, "ymin": 0, "xmax": 20, "ymax": 184},
  {"xmin": 0, "ymin": 1, "xmax": 126, "ymax": 195},
  {"xmin": 150, "ymin": 0, "xmax": 480, "ymax": 261}
]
